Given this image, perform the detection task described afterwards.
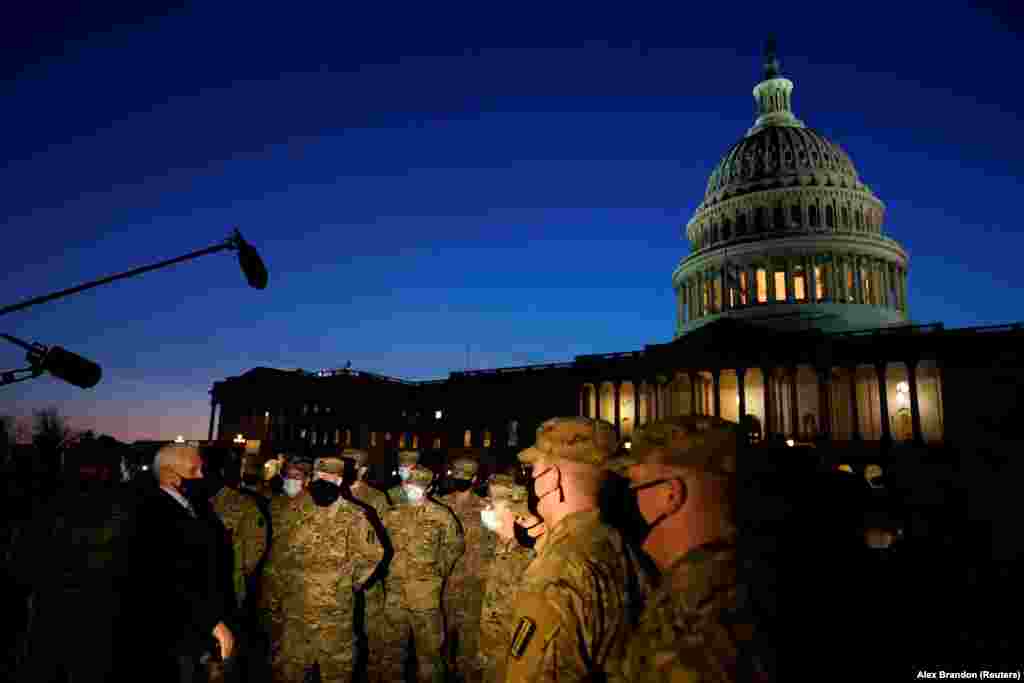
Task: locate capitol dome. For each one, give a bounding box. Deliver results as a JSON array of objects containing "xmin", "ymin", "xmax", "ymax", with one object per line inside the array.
[
  {"xmin": 702, "ymin": 126, "xmax": 864, "ymax": 209},
  {"xmin": 672, "ymin": 39, "xmax": 910, "ymax": 336}
]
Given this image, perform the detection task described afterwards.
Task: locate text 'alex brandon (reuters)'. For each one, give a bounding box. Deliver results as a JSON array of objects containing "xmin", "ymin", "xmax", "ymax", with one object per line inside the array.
[{"xmin": 914, "ymin": 671, "xmax": 1021, "ymax": 680}]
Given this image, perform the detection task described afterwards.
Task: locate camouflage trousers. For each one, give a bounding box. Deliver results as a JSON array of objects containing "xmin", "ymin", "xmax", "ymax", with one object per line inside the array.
[
  {"xmin": 378, "ymin": 602, "xmax": 446, "ymax": 683},
  {"xmin": 360, "ymin": 582, "xmax": 388, "ymax": 683},
  {"xmin": 478, "ymin": 608, "xmax": 509, "ymax": 683},
  {"xmin": 271, "ymin": 610, "xmax": 355, "ymax": 683},
  {"xmin": 445, "ymin": 595, "xmax": 483, "ymax": 683}
]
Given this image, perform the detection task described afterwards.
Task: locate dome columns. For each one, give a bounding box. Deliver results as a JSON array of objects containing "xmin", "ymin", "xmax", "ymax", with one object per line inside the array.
[{"xmin": 673, "ymin": 236, "xmax": 909, "ymax": 336}]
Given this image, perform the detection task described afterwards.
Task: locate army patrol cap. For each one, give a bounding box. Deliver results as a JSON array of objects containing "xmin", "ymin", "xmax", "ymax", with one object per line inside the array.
[
  {"xmin": 449, "ymin": 456, "xmax": 479, "ymax": 480},
  {"xmin": 314, "ymin": 456, "xmax": 345, "ymax": 476},
  {"xmin": 397, "ymin": 450, "xmax": 420, "ymax": 467},
  {"xmin": 864, "ymin": 464, "xmax": 883, "ymax": 481},
  {"xmin": 517, "ymin": 417, "xmax": 618, "ymax": 466},
  {"xmin": 286, "ymin": 456, "xmax": 314, "ymax": 475},
  {"xmin": 489, "ymin": 473, "xmax": 528, "ymax": 511},
  {"xmin": 609, "ymin": 415, "xmax": 739, "ymax": 476},
  {"xmin": 342, "ymin": 448, "xmax": 370, "ymax": 467},
  {"xmin": 406, "ymin": 465, "xmax": 434, "ymax": 486}
]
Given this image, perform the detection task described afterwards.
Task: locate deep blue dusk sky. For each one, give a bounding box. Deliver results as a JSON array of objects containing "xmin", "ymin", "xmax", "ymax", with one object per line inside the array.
[{"xmin": 2, "ymin": 2, "xmax": 1022, "ymax": 443}]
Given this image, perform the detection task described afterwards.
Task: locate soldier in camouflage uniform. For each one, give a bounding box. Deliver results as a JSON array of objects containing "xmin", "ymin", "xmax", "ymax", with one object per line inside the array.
[
  {"xmin": 261, "ymin": 455, "xmax": 382, "ymax": 682},
  {"xmin": 379, "ymin": 452, "xmax": 465, "ymax": 683},
  {"xmin": 440, "ymin": 456, "xmax": 496, "ymax": 683},
  {"xmin": 478, "ymin": 474, "xmax": 542, "ymax": 683},
  {"xmin": 504, "ymin": 417, "xmax": 647, "ymax": 683},
  {"xmin": 344, "ymin": 448, "xmax": 391, "ymax": 683},
  {"xmin": 607, "ymin": 415, "xmax": 742, "ymax": 683},
  {"xmin": 206, "ymin": 450, "xmax": 270, "ymax": 683},
  {"xmin": 210, "ymin": 455, "xmax": 269, "ymax": 611}
]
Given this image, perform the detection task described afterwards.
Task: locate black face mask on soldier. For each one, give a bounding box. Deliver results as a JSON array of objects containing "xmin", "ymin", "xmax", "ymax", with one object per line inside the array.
[
  {"xmin": 622, "ymin": 478, "xmax": 680, "ymax": 546},
  {"xmin": 309, "ymin": 478, "xmax": 341, "ymax": 507},
  {"xmin": 513, "ymin": 519, "xmax": 542, "ymax": 549},
  {"xmin": 472, "ymin": 479, "xmax": 489, "ymax": 498},
  {"xmin": 179, "ymin": 476, "xmax": 212, "ymax": 502}
]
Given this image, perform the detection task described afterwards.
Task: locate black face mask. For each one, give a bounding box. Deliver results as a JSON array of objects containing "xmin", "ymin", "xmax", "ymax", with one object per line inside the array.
[
  {"xmin": 180, "ymin": 477, "xmax": 211, "ymax": 502},
  {"xmin": 201, "ymin": 469, "xmax": 226, "ymax": 498},
  {"xmin": 268, "ymin": 474, "xmax": 284, "ymax": 494},
  {"xmin": 472, "ymin": 480, "xmax": 489, "ymax": 498},
  {"xmin": 513, "ymin": 520, "xmax": 542, "ymax": 550},
  {"xmin": 450, "ymin": 478, "xmax": 473, "ymax": 493},
  {"xmin": 309, "ymin": 479, "xmax": 341, "ymax": 507},
  {"xmin": 621, "ymin": 478, "xmax": 679, "ymax": 547}
]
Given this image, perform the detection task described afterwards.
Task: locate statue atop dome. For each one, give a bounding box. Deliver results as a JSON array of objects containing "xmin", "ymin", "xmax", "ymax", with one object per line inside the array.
[{"xmin": 763, "ymin": 35, "xmax": 782, "ymax": 80}]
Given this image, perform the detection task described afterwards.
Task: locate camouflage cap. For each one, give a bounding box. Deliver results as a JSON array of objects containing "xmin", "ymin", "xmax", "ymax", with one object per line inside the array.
[
  {"xmin": 397, "ymin": 450, "xmax": 420, "ymax": 467},
  {"xmin": 286, "ymin": 456, "xmax": 314, "ymax": 475},
  {"xmin": 864, "ymin": 464, "xmax": 883, "ymax": 481},
  {"xmin": 517, "ymin": 417, "xmax": 618, "ymax": 466},
  {"xmin": 488, "ymin": 473, "xmax": 527, "ymax": 508},
  {"xmin": 610, "ymin": 415, "xmax": 739, "ymax": 476},
  {"xmin": 314, "ymin": 456, "xmax": 345, "ymax": 476},
  {"xmin": 449, "ymin": 456, "xmax": 479, "ymax": 480},
  {"xmin": 407, "ymin": 465, "xmax": 434, "ymax": 486},
  {"xmin": 342, "ymin": 449, "xmax": 370, "ymax": 467}
]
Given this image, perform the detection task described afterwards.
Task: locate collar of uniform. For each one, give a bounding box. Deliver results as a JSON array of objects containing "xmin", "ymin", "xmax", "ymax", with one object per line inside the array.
[
  {"xmin": 537, "ymin": 508, "xmax": 601, "ymax": 558},
  {"xmin": 665, "ymin": 538, "xmax": 736, "ymax": 572}
]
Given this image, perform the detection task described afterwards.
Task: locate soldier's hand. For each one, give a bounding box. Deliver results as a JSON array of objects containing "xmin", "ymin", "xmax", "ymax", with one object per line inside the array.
[{"xmin": 213, "ymin": 621, "xmax": 235, "ymax": 660}]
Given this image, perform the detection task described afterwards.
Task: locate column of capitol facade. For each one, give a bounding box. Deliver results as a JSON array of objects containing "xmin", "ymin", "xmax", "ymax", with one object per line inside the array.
[{"xmin": 673, "ymin": 40, "xmax": 909, "ymax": 336}]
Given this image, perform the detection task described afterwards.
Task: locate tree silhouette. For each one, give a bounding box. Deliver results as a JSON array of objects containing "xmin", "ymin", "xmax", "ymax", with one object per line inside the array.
[{"xmin": 32, "ymin": 407, "xmax": 74, "ymax": 475}]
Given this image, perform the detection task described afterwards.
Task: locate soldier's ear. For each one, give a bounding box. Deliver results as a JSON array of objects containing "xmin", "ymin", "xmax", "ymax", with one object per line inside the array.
[{"xmin": 665, "ymin": 478, "xmax": 687, "ymax": 515}]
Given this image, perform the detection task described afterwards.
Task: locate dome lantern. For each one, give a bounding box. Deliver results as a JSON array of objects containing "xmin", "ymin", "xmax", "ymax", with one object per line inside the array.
[{"xmin": 747, "ymin": 36, "xmax": 805, "ymax": 137}]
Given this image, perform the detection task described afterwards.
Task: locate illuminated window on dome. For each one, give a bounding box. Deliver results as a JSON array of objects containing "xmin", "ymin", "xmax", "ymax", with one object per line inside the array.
[
  {"xmin": 740, "ymin": 271, "xmax": 749, "ymax": 305},
  {"xmin": 774, "ymin": 271, "xmax": 786, "ymax": 302},
  {"xmin": 862, "ymin": 269, "xmax": 872, "ymax": 304},
  {"xmin": 399, "ymin": 433, "xmax": 406, "ymax": 448},
  {"xmin": 712, "ymin": 279, "xmax": 722, "ymax": 313},
  {"xmin": 815, "ymin": 265, "xmax": 829, "ymax": 301},
  {"xmin": 412, "ymin": 434, "xmax": 419, "ymax": 449},
  {"xmin": 433, "ymin": 437, "xmax": 441, "ymax": 449},
  {"xmin": 371, "ymin": 432, "xmax": 377, "ymax": 447},
  {"xmin": 756, "ymin": 269, "xmax": 768, "ymax": 303},
  {"xmin": 793, "ymin": 268, "xmax": 806, "ymax": 301},
  {"xmin": 484, "ymin": 431, "xmax": 492, "ymax": 448},
  {"xmin": 345, "ymin": 429, "xmax": 351, "ymax": 446},
  {"xmin": 847, "ymin": 270, "xmax": 856, "ymax": 302}
]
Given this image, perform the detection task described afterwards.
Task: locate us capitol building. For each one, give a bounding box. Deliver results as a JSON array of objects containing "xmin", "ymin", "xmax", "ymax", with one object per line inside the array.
[{"xmin": 209, "ymin": 43, "xmax": 1022, "ymax": 473}]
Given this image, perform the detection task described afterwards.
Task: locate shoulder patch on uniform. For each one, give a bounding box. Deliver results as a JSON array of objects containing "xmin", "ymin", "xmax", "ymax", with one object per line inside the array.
[{"xmin": 510, "ymin": 617, "xmax": 536, "ymax": 659}]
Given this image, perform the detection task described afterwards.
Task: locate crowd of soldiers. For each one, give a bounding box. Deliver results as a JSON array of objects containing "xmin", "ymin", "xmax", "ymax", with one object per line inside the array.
[
  {"xmin": 204, "ymin": 414, "xmax": 750, "ymax": 682},
  {"xmin": 3, "ymin": 413, "xmax": 754, "ymax": 682}
]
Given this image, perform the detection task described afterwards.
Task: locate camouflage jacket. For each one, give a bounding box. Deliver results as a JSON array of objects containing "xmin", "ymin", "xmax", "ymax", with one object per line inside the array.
[
  {"xmin": 381, "ymin": 497, "xmax": 464, "ymax": 611},
  {"xmin": 442, "ymin": 493, "xmax": 495, "ymax": 613},
  {"xmin": 211, "ymin": 486, "xmax": 268, "ymax": 607},
  {"xmin": 503, "ymin": 509, "xmax": 644, "ymax": 683},
  {"xmin": 261, "ymin": 492, "xmax": 380, "ymax": 624},
  {"xmin": 480, "ymin": 537, "xmax": 536, "ymax": 680},
  {"xmin": 349, "ymin": 482, "xmax": 390, "ymax": 588},
  {"xmin": 619, "ymin": 540, "xmax": 739, "ymax": 683}
]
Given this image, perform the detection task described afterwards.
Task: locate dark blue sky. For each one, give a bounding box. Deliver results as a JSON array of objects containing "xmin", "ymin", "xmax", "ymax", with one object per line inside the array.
[{"xmin": 2, "ymin": 2, "xmax": 1022, "ymax": 442}]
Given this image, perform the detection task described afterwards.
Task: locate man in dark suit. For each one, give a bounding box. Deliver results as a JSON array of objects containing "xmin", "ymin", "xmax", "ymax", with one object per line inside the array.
[{"xmin": 127, "ymin": 443, "xmax": 235, "ymax": 683}]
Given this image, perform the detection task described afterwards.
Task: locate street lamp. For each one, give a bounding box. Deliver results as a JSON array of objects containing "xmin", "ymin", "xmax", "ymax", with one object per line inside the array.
[{"xmin": 0, "ymin": 228, "xmax": 267, "ymax": 319}]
